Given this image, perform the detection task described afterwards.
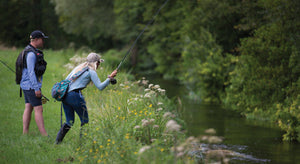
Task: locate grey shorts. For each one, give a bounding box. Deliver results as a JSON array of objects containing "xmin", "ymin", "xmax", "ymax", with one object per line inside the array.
[{"xmin": 23, "ymin": 89, "xmax": 42, "ymax": 107}]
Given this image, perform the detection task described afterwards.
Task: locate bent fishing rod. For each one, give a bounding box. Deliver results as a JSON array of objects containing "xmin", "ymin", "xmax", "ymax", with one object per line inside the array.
[
  {"xmin": 111, "ymin": 0, "xmax": 169, "ymax": 84},
  {"xmin": 0, "ymin": 58, "xmax": 50, "ymax": 101}
]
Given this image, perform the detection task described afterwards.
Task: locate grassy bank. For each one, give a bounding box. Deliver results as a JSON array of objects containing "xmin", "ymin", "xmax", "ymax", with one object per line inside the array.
[{"xmin": 0, "ymin": 49, "xmax": 196, "ymax": 163}]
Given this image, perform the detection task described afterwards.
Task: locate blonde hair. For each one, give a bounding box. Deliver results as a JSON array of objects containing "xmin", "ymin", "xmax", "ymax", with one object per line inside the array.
[{"xmin": 69, "ymin": 53, "xmax": 101, "ymax": 77}]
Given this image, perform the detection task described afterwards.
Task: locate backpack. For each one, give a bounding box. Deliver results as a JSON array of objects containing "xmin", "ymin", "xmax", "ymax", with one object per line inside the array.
[
  {"xmin": 51, "ymin": 67, "xmax": 89, "ymax": 101},
  {"xmin": 15, "ymin": 50, "xmax": 25, "ymax": 85},
  {"xmin": 15, "ymin": 45, "xmax": 47, "ymax": 84}
]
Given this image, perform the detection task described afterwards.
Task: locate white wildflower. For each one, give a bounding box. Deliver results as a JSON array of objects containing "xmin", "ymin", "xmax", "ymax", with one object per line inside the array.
[
  {"xmin": 144, "ymin": 93, "xmax": 151, "ymax": 98},
  {"xmin": 134, "ymin": 125, "xmax": 141, "ymax": 129},
  {"xmin": 157, "ymin": 108, "xmax": 163, "ymax": 112},
  {"xmin": 157, "ymin": 102, "xmax": 163, "ymax": 105},
  {"xmin": 153, "ymin": 125, "xmax": 159, "ymax": 129},
  {"xmin": 142, "ymin": 120, "xmax": 150, "ymax": 127},
  {"xmin": 163, "ymin": 112, "xmax": 173, "ymax": 119},
  {"xmin": 144, "ymin": 88, "xmax": 151, "ymax": 92},
  {"xmin": 148, "ymin": 84, "xmax": 154, "ymax": 89},
  {"xmin": 138, "ymin": 146, "xmax": 151, "ymax": 154},
  {"xmin": 151, "ymin": 139, "xmax": 157, "ymax": 142},
  {"xmin": 166, "ymin": 120, "xmax": 181, "ymax": 132},
  {"xmin": 149, "ymin": 90, "xmax": 156, "ymax": 96},
  {"xmin": 176, "ymin": 152, "xmax": 185, "ymax": 158},
  {"xmin": 149, "ymin": 119, "xmax": 155, "ymax": 124},
  {"xmin": 176, "ymin": 146, "xmax": 185, "ymax": 152},
  {"xmin": 63, "ymin": 63, "xmax": 74, "ymax": 70},
  {"xmin": 70, "ymin": 55, "xmax": 85, "ymax": 64},
  {"xmin": 127, "ymin": 99, "xmax": 133, "ymax": 105},
  {"xmin": 158, "ymin": 88, "xmax": 166, "ymax": 95},
  {"xmin": 141, "ymin": 79, "xmax": 149, "ymax": 86},
  {"xmin": 154, "ymin": 85, "xmax": 160, "ymax": 89}
]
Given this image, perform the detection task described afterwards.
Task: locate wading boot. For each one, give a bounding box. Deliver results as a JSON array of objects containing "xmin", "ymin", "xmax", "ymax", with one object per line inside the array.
[{"xmin": 56, "ymin": 123, "xmax": 71, "ymax": 144}]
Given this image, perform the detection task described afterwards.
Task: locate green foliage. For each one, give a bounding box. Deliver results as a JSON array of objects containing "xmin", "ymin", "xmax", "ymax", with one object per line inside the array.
[
  {"xmin": 101, "ymin": 49, "xmax": 130, "ymax": 69},
  {"xmin": 275, "ymin": 94, "xmax": 300, "ymax": 141},
  {"xmin": 0, "ymin": 49, "xmax": 198, "ymax": 163},
  {"xmin": 114, "ymin": 0, "xmax": 145, "ymax": 43},
  {"xmin": 0, "ymin": 49, "xmax": 79, "ymax": 164},
  {"xmin": 0, "ymin": 0, "xmax": 73, "ymax": 49},
  {"xmin": 144, "ymin": 1, "xmax": 187, "ymax": 79},
  {"xmin": 52, "ymin": 0, "xmax": 114, "ymax": 40},
  {"xmin": 223, "ymin": 0, "xmax": 300, "ymax": 140},
  {"xmin": 193, "ymin": 0, "xmax": 245, "ymax": 53},
  {"xmin": 0, "ymin": 0, "xmax": 32, "ymax": 47},
  {"xmin": 179, "ymin": 28, "xmax": 233, "ymax": 102},
  {"xmin": 51, "ymin": 0, "xmax": 116, "ymax": 50},
  {"xmin": 1, "ymin": 0, "xmax": 300, "ymax": 142}
]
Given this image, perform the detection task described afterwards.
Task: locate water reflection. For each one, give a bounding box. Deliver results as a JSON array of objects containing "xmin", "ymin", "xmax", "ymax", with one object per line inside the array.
[{"xmin": 143, "ymin": 75, "xmax": 300, "ymax": 164}]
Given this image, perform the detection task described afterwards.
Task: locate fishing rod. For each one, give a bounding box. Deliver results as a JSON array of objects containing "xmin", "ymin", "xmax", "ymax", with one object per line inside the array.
[
  {"xmin": 0, "ymin": 58, "xmax": 49, "ymax": 102},
  {"xmin": 111, "ymin": 0, "xmax": 169, "ymax": 84},
  {"xmin": 0, "ymin": 59, "xmax": 15, "ymax": 73}
]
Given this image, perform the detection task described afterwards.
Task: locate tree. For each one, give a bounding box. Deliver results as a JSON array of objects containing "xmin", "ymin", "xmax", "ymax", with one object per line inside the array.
[
  {"xmin": 0, "ymin": 0, "xmax": 70, "ymax": 49},
  {"xmin": 52, "ymin": 0, "xmax": 116, "ymax": 50},
  {"xmin": 224, "ymin": 0, "xmax": 300, "ymax": 141}
]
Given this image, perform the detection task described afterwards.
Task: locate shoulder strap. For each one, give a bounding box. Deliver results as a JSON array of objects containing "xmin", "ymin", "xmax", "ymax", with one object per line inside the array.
[
  {"xmin": 22, "ymin": 45, "xmax": 35, "ymax": 68},
  {"xmin": 68, "ymin": 67, "xmax": 89, "ymax": 82}
]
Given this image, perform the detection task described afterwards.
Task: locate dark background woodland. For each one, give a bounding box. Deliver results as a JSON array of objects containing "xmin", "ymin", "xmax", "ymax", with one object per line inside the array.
[{"xmin": 0, "ymin": 0, "xmax": 299, "ymax": 141}]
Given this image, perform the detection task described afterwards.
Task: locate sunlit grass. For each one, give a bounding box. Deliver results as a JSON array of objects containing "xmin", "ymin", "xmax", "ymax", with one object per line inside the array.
[
  {"xmin": 74, "ymin": 61, "xmax": 189, "ymax": 163},
  {"xmin": 0, "ymin": 49, "xmax": 197, "ymax": 164}
]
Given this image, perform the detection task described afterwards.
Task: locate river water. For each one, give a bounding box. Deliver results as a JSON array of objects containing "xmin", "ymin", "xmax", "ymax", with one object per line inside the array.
[{"xmin": 145, "ymin": 75, "xmax": 300, "ymax": 164}]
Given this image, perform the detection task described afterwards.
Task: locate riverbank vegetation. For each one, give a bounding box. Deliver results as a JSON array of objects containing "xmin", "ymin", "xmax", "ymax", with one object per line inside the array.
[
  {"xmin": 1, "ymin": 49, "xmax": 239, "ymax": 163},
  {"xmin": 0, "ymin": 50, "xmax": 191, "ymax": 163},
  {"xmin": 1, "ymin": 0, "xmax": 299, "ymax": 141}
]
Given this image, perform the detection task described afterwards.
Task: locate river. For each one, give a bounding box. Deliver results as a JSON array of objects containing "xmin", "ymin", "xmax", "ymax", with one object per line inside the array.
[{"xmin": 145, "ymin": 75, "xmax": 300, "ymax": 164}]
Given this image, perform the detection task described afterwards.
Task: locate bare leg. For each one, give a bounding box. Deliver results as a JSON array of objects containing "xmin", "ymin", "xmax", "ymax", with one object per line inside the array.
[
  {"xmin": 23, "ymin": 103, "xmax": 33, "ymax": 134},
  {"xmin": 34, "ymin": 105, "xmax": 48, "ymax": 136}
]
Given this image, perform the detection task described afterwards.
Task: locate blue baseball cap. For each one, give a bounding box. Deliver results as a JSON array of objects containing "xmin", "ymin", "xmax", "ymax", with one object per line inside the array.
[{"xmin": 30, "ymin": 30, "xmax": 48, "ymax": 39}]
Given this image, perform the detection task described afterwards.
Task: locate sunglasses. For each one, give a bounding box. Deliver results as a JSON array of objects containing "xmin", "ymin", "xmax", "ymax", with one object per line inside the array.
[{"xmin": 97, "ymin": 59, "xmax": 104, "ymax": 64}]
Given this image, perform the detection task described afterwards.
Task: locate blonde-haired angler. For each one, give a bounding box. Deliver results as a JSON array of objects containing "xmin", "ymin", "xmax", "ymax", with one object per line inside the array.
[{"xmin": 55, "ymin": 52, "xmax": 117, "ymax": 144}]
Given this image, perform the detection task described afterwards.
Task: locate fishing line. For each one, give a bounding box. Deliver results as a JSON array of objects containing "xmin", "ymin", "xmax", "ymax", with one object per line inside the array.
[
  {"xmin": 0, "ymin": 58, "xmax": 15, "ymax": 73},
  {"xmin": 116, "ymin": 0, "xmax": 170, "ymax": 70}
]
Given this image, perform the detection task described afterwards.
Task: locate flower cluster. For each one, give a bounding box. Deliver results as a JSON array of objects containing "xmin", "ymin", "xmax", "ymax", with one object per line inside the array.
[
  {"xmin": 137, "ymin": 77, "xmax": 149, "ymax": 87},
  {"xmin": 138, "ymin": 145, "xmax": 151, "ymax": 154},
  {"xmin": 163, "ymin": 112, "xmax": 176, "ymax": 119},
  {"xmin": 69, "ymin": 54, "xmax": 86, "ymax": 64},
  {"xmin": 63, "ymin": 54, "xmax": 86, "ymax": 71},
  {"xmin": 165, "ymin": 120, "xmax": 181, "ymax": 133},
  {"xmin": 141, "ymin": 119, "xmax": 156, "ymax": 127},
  {"xmin": 143, "ymin": 83, "xmax": 166, "ymax": 98}
]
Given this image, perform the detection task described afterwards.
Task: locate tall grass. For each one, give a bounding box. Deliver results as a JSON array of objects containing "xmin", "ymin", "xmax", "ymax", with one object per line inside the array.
[{"xmin": 0, "ymin": 49, "xmax": 196, "ymax": 163}]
